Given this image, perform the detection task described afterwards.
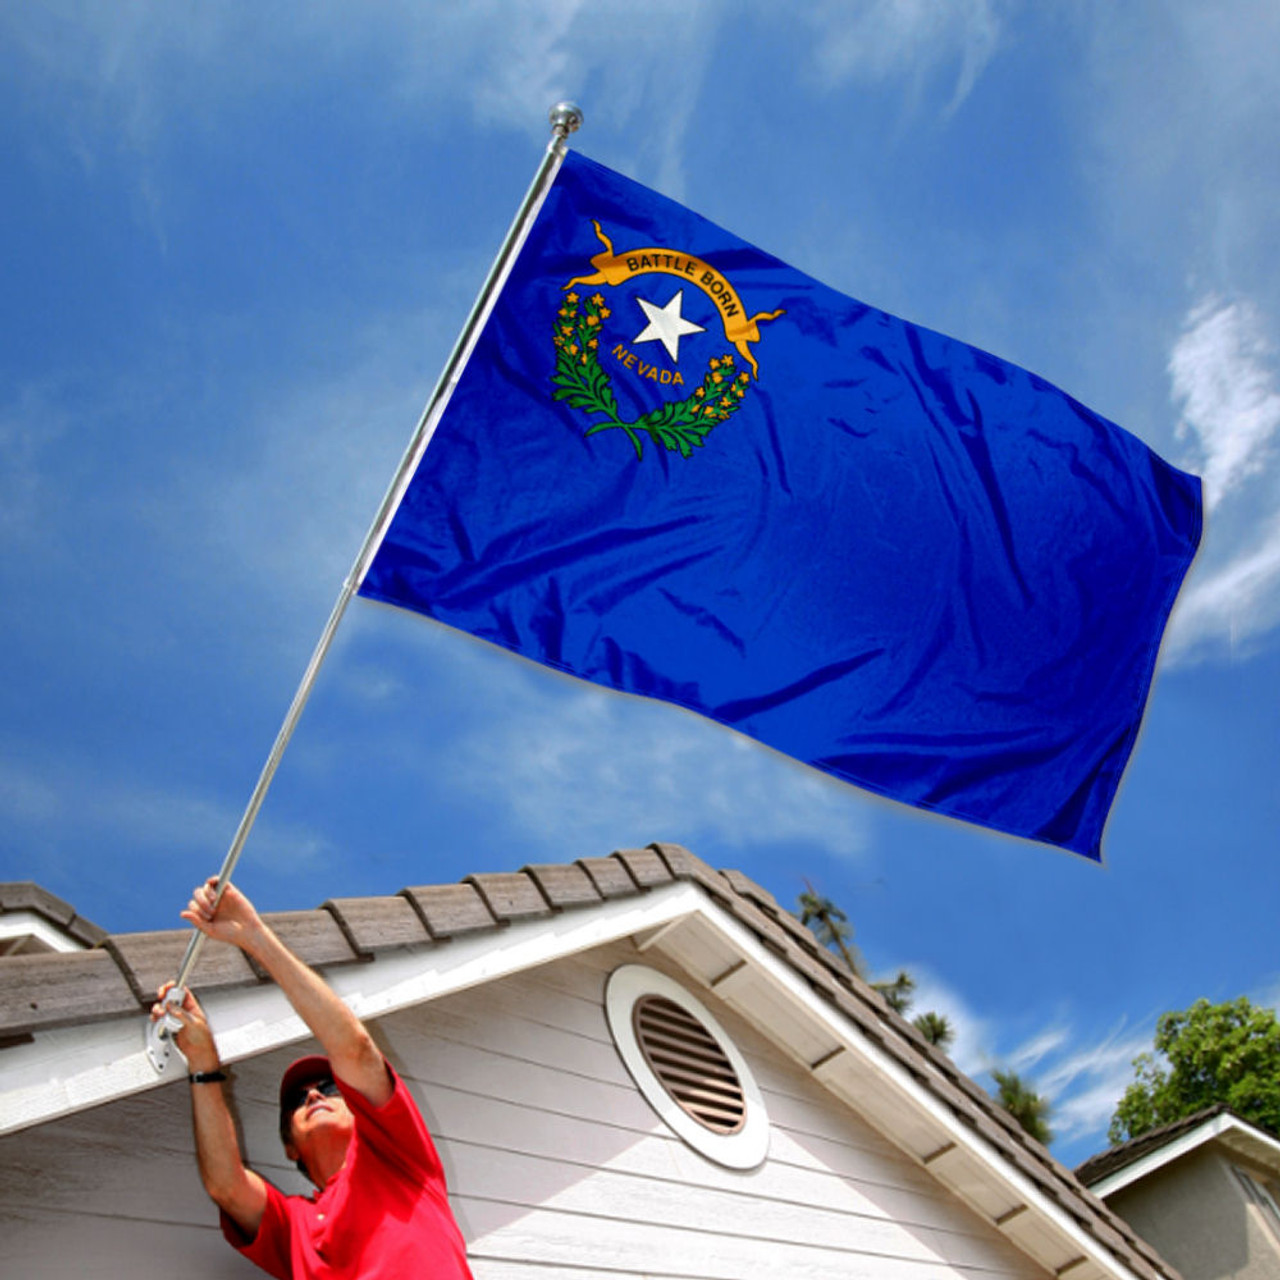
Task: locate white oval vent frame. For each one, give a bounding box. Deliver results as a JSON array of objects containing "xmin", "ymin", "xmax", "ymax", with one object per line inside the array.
[{"xmin": 605, "ymin": 964, "xmax": 769, "ymax": 1169}]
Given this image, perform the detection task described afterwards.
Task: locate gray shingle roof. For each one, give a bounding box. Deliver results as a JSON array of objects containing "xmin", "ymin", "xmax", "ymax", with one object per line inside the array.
[
  {"xmin": 0, "ymin": 881, "xmax": 108, "ymax": 948},
  {"xmin": 0, "ymin": 843, "xmax": 1174, "ymax": 1280},
  {"xmin": 1075, "ymin": 1105, "xmax": 1236, "ymax": 1188}
]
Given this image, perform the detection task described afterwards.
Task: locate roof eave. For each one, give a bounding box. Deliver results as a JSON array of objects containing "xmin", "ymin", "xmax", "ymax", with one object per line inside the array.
[{"xmin": 1089, "ymin": 1113, "xmax": 1280, "ymax": 1197}]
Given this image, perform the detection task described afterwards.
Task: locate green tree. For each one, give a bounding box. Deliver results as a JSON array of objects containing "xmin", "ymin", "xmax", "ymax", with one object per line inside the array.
[
  {"xmin": 992, "ymin": 1068, "xmax": 1053, "ymax": 1145},
  {"xmin": 1109, "ymin": 997, "xmax": 1280, "ymax": 1144},
  {"xmin": 793, "ymin": 888, "xmax": 956, "ymax": 1057},
  {"xmin": 796, "ymin": 884, "xmax": 864, "ymax": 976},
  {"xmin": 873, "ymin": 969, "xmax": 916, "ymax": 1013},
  {"xmin": 913, "ymin": 1010, "xmax": 955, "ymax": 1051}
]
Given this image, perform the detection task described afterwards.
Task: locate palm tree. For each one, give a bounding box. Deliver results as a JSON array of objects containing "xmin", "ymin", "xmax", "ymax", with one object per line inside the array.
[
  {"xmin": 796, "ymin": 884, "xmax": 863, "ymax": 976},
  {"xmin": 873, "ymin": 969, "xmax": 916, "ymax": 1014},
  {"xmin": 793, "ymin": 887, "xmax": 952, "ymax": 1054},
  {"xmin": 991, "ymin": 1068, "xmax": 1053, "ymax": 1145},
  {"xmin": 913, "ymin": 1010, "xmax": 955, "ymax": 1051}
]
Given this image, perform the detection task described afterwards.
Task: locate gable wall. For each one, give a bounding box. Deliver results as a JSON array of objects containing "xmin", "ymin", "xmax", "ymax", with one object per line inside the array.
[
  {"xmin": 0, "ymin": 939, "xmax": 1050, "ymax": 1279},
  {"xmin": 1106, "ymin": 1147, "xmax": 1280, "ymax": 1280}
]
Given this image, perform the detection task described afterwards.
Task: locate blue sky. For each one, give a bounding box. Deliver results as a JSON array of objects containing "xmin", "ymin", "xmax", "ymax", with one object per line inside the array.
[{"xmin": 3, "ymin": 2, "xmax": 1278, "ymax": 1169}]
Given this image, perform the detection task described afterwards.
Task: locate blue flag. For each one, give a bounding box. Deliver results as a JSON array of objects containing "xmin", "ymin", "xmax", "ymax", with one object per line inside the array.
[{"xmin": 360, "ymin": 151, "xmax": 1201, "ymax": 859}]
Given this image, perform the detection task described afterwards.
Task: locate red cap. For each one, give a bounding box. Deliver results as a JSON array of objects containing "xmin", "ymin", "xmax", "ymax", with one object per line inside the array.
[{"xmin": 278, "ymin": 1054, "xmax": 332, "ymax": 1123}]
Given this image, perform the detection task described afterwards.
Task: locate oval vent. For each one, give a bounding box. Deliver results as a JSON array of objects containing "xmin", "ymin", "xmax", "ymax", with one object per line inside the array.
[
  {"xmin": 633, "ymin": 994, "xmax": 746, "ymax": 1135},
  {"xmin": 605, "ymin": 964, "xmax": 768, "ymax": 1169}
]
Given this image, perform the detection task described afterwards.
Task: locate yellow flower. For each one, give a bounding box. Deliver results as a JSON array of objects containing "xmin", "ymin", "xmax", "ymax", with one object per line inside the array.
[
  {"xmin": 600, "ymin": 306, "xmax": 611, "ymax": 319},
  {"xmin": 567, "ymin": 343, "xmax": 578, "ymax": 355},
  {"xmin": 710, "ymin": 358, "xmax": 720, "ymax": 370},
  {"xmin": 586, "ymin": 315, "xmax": 599, "ymax": 327},
  {"xmin": 566, "ymin": 292, "xmax": 579, "ymax": 303},
  {"xmin": 591, "ymin": 293, "xmax": 604, "ymax": 306},
  {"xmin": 694, "ymin": 387, "xmax": 705, "ymax": 399},
  {"xmin": 712, "ymin": 373, "xmax": 722, "ymax": 384}
]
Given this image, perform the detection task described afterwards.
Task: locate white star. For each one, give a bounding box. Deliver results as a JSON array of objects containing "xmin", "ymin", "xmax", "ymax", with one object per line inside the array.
[{"xmin": 633, "ymin": 289, "xmax": 706, "ymax": 362}]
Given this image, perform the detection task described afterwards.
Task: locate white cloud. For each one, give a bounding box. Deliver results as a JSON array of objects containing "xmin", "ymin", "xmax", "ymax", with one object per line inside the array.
[
  {"xmin": 902, "ymin": 969, "xmax": 997, "ymax": 1079},
  {"xmin": 1008, "ymin": 1025, "xmax": 1071, "ymax": 1074},
  {"xmin": 803, "ymin": 0, "xmax": 1003, "ymax": 113},
  {"xmin": 434, "ymin": 650, "xmax": 872, "ymax": 860},
  {"xmin": 1171, "ymin": 297, "xmax": 1280, "ymax": 508},
  {"xmin": 901, "ymin": 966, "xmax": 1156, "ymax": 1149},
  {"xmin": 1168, "ymin": 513, "xmax": 1280, "ymax": 661},
  {"xmin": 1163, "ymin": 295, "xmax": 1280, "ymax": 662},
  {"xmin": 1035, "ymin": 1025, "xmax": 1151, "ymax": 1142}
]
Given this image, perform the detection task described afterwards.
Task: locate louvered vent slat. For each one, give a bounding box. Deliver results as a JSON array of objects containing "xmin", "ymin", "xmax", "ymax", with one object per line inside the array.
[{"xmin": 633, "ymin": 994, "xmax": 747, "ymax": 1135}]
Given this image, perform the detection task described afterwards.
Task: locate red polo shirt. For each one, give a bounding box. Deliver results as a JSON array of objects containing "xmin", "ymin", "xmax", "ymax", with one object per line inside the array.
[{"xmin": 223, "ymin": 1067, "xmax": 472, "ymax": 1280}]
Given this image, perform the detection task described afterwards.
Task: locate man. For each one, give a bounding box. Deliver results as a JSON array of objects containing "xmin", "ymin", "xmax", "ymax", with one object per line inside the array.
[{"xmin": 152, "ymin": 877, "xmax": 473, "ymax": 1280}]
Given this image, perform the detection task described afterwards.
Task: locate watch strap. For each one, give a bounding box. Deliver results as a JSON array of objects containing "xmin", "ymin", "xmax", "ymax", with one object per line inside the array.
[{"xmin": 188, "ymin": 1069, "xmax": 228, "ymax": 1084}]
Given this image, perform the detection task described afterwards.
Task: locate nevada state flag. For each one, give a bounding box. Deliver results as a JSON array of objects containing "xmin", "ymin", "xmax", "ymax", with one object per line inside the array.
[{"xmin": 360, "ymin": 150, "xmax": 1202, "ymax": 860}]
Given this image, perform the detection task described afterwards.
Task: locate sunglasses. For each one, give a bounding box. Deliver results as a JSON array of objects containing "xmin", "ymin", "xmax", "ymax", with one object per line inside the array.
[{"xmin": 284, "ymin": 1077, "xmax": 341, "ymax": 1114}]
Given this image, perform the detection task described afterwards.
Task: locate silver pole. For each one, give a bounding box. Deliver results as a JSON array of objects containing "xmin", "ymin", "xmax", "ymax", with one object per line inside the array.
[{"xmin": 148, "ymin": 102, "xmax": 584, "ymax": 1070}]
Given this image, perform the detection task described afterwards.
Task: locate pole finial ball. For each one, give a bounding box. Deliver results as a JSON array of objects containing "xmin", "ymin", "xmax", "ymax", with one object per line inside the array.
[{"xmin": 549, "ymin": 102, "xmax": 584, "ymax": 137}]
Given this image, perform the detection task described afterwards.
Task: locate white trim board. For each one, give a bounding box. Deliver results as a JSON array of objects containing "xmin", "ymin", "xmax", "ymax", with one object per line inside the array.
[
  {"xmin": 0, "ymin": 883, "xmax": 707, "ymax": 1136},
  {"xmin": 0, "ymin": 911, "xmax": 87, "ymax": 954},
  {"xmin": 1088, "ymin": 1112, "xmax": 1280, "ymax": 1198}
]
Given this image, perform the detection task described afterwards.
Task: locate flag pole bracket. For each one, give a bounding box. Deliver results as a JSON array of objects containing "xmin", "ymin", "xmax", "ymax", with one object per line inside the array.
[{"xmin": 144, "ymin": 986, "xmax": 187, "ymax": 1074}]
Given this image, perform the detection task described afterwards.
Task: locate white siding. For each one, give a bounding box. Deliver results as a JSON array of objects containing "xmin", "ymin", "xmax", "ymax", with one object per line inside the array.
[{"xmin": 0, "ymin": 940, "xmax": 1049, "ymax": 1279}]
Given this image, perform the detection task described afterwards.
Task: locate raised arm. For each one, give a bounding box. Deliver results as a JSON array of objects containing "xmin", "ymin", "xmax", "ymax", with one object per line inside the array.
[
  {"xmin": 152, "ymin": 982, "xmax": 269, "ymax": 1236},
  {"xmin": 181, "ymin": 877, "xmax": 393, "ymax": 1107}
]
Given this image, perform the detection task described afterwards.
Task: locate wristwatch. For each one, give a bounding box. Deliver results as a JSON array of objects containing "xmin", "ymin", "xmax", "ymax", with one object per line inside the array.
[{"xmin": 188, "ymin": 1069, "xmax": 228, "ymax": 1084}]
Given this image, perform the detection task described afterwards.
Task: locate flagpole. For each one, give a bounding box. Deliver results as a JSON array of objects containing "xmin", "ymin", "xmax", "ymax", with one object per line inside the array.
[{"xmin": 147, "ymin": 101, "xmax": 584, "ymax": 1072}]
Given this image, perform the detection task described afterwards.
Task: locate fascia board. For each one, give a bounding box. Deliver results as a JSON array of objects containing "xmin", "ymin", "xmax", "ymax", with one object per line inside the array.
[
  {"xmin": 0, "ymin": 911, "xmax": 86, "ymax": 953},
  {"xmin": 1091, "ymin": 1114, "xmax": 1280, "ymax": 1198},
  {"xmin": 681, "ymin": 902, "xmax": 1150, "ymax": 1280},
  {"xmin": 0, "ymin": 881, "xmax": 706, "ymax": 1136}
]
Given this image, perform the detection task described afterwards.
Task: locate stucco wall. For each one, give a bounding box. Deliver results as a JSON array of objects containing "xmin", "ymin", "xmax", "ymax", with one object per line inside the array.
[
  {"xmin": 0, "ymin": 940, "xmax": 1051, "ymax": 1278},
  {"xmin": 1106, "ymin": 1146, "xmax": 1280, "ymax": 1280}
]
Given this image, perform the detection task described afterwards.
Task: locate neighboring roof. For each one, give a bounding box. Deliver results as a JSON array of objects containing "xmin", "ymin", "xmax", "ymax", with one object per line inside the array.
[
  {"xmin": 0, "ymin": 843, "xmax": 1176, "ymax": 1280},
  {"xmin": 0, "ymin": 881, "xmax": 108, "ymax": 953},
  {"xmin": 1078, "ymin": 1105, "xmax": 1280, "ymax": 1198}
]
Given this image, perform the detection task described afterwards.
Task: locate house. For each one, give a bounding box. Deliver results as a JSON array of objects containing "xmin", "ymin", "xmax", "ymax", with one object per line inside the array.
[
  {"xmin": 1077, "ymin": 1106, "xmax": 1280, "ymax": 1280},
  {"xmin": 1, "ymin": 843, "xmax": 1177, "ymax": 1279}
]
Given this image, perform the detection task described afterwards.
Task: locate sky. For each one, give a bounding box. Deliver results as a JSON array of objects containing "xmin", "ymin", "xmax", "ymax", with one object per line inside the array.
[{"xmin": 2, "ymin": 1, "xmax": 1277, "ymax": 1171}]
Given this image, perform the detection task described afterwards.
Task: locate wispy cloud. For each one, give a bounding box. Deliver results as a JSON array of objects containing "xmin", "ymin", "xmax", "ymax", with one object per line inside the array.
[
  {"xmin": 1008, "ymin": 1025, "xmax": 1072, "ymax": 1074},
  {"xmin": 1035, "ymin": 1025, "xmax": 1152, "ymax": 1143},
  {"xmin": 0, "ymin": 751, "xmax": 330, "ymax": 869},
  {"xmin": 802, "ymin": 0, "xmax": 1004, "ymax": 113},
  {"xmin": 432, "ymin": 650, "xmax": 872, "ymax": 860},
  {"xmin": 903, "ymin": 966, "xmax": 1155, "ymax": 1151},
  {"xmin": 1164, "ymin": 295, "xmax": 1280, "ymax": 662},
  {"xmin": 1, "ymin": 1, "xmax": 719, "ymax": 208}
]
